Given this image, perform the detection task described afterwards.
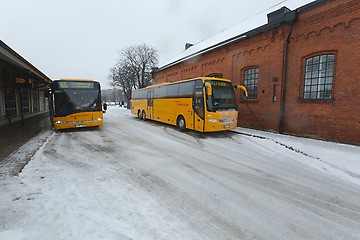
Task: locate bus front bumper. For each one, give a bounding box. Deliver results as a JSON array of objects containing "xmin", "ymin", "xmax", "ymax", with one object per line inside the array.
[{"xmin": 53, "ymin": 118, "xmax": 103, "ymax": 130}]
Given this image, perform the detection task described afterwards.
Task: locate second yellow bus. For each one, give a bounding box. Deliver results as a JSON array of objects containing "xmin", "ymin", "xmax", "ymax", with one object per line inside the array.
[{"xmin": 131, "ymin": 77, "xmax": 247, "ymax": 132}]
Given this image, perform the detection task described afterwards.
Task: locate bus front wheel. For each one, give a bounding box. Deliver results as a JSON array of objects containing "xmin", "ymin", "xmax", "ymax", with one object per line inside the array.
[
  {"xmin": 177, "ymin": 116, "xmax": 186, "ymax": 131},
  {"xmin": 137, "ymin": 110, "xmax": 142, "ymax": 119}
]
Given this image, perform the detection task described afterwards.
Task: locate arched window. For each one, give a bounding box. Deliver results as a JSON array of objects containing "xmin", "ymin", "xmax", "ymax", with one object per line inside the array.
[
  {"xmin": 303, "ymin": 54, "xmax": 335, "ymax": 100},
  {"xmin": 243, "ymin": 67, "xmax": 258, "ymax": 100}
]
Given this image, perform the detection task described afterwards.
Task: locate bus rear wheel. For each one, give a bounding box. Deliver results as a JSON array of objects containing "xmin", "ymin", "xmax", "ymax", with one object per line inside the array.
[
  {"xmin": 177, "ymin": 116, "xmax": 186, "ymax": 131},
  {"xmin": 142, "ymin": 111, "xmax": 146, "ymax": 120}
]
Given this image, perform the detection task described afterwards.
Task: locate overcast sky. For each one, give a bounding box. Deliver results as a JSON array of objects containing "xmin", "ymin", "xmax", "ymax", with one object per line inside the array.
[{"xmin": 1, "ymin": 0, "xmax": 312, "ymax": 89}]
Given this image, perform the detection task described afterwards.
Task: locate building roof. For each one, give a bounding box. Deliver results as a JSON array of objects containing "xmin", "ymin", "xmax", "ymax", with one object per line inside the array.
[
  {"xmin": 0, "ymin": 40, "xmax": 51, "ymax": 83},
  {"xmin": 158, "ymin": 0, "xmax": 327, "ymax": 71}
]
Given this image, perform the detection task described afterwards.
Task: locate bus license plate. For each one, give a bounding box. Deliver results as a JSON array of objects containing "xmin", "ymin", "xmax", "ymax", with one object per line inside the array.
[
  {"xmin": 224, "ymin": 125, "xmax": 230, "ymax": 128},
  {"xmin": 75, "ymin": 124, "xmax": 86, "ymax": 128}
]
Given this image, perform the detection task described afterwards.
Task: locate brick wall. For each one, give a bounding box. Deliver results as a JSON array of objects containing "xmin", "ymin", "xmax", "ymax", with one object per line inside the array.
[
  {"xmin": 153, "ymin": 0, "xmax": 360, "ymax": 145},
  {"xmin": 284, "ymin": 0, "xmax": 360, "ymax": 144}
]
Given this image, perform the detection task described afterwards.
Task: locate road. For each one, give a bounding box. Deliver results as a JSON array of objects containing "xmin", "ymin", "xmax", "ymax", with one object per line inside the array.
[{"xmin": 1, "ymin": 106, "xmax": 360, "ymax": 240}]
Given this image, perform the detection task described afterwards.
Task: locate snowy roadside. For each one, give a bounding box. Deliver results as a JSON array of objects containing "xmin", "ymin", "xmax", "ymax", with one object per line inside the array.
[
  {"xmin": 0, "ymin": 130, "xmax": 53, "ymax": 179},
  {"xmin": 234, "ymin": 127, "xmax": 360, "ymax": 185}
]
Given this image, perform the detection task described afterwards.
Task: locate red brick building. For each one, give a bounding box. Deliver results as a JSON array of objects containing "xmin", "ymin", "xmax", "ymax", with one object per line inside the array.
[{"xmin": 152, "ymin": 0, "xmax": 360, "ymax": 145}]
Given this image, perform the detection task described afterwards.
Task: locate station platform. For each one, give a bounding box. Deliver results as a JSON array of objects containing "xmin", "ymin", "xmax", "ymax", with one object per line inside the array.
[{"xmin": 0, "ymin": 112, "xmax": 51, "ymax": 162}]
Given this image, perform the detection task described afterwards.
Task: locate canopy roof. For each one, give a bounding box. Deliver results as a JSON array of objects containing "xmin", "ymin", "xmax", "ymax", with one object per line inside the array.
[{"xmin": 0, "ymin": 40, "xmax": 51, "ymax": 84}]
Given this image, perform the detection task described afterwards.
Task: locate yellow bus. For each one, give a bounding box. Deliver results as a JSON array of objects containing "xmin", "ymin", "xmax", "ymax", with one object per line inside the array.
[
  {"xmin": 49, "ymin": 78, "xmax": 103, "ymax": 130},
  {"xmin": 131, "ymin": 77, "xmax": 247, "ymax": 132}
]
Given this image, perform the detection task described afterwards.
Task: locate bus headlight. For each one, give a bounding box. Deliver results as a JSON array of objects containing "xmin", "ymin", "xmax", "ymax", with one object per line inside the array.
[{"xmin": 208, "ymin": 119, "xmax": 219, "ymax": 123}]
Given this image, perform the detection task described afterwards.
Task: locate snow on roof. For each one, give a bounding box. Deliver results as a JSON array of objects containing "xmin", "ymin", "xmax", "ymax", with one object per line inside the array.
[{"xmin": 159, "ymin": 0, "xmax": 315, "ymax": 70}]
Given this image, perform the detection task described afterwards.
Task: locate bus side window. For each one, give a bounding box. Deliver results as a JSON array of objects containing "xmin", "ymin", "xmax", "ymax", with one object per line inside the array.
[
  {"xmin": 166, "ymin": 84, "xmax": 179, "ymax": 98},
  {"xmin": 179, "ymin": 81, "xmax": 195, "ymax": 98}
]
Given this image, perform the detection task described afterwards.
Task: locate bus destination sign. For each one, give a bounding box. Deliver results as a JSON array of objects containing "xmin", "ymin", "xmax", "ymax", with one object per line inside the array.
[
  {"xmin": 58, "ymin": 82, "xmax": 95, "ymax": 89},
  {"xmin": 209, "ymin": 81, "xmax": 227, "ymax": 87}
]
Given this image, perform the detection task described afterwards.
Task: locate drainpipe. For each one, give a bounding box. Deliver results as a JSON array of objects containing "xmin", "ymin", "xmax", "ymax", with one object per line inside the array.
[{"xmin": 279, "ymin": 11, "xmax": 297, "ymax": 134}]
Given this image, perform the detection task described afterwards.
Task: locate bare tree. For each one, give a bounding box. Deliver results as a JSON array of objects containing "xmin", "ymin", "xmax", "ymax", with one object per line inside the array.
[{"xmin": 109, "ymin": 44, "xmax": 158, "ymax": 103}]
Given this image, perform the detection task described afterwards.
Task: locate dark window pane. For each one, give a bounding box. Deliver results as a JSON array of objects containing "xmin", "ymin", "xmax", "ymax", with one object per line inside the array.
[
  {"xmin": 32, "ymin": 91, "xmax": 38, "ymax": 112},
  {"xmin": 167, "ymin": 84, "xmax": 179, "ymax": 98},
  {"xmin": 22, "ymin": 90, "xmax": 30, "ymax": 114},
  {"xmin": 5, "ymin": 88, "xmax": 17, "ymax": 116},
  {"xmin": 157, "ymin": 86, "xmax": 167, "ymax": 98},
  {"xmin": 179, "ymin": 81, "xmax": 195, "ymax": 98}
]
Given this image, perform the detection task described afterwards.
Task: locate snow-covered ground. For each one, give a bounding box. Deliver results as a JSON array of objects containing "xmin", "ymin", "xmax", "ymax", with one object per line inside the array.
[{"xmin": 1, "ymin": 106, "xmax": 360, "ymax": 240}]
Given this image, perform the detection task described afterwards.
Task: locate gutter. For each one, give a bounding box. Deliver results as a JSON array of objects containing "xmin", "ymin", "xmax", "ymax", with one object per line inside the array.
[{"xmin": 279, "ymin": 11, "xmax": 297, "ymax": 133}]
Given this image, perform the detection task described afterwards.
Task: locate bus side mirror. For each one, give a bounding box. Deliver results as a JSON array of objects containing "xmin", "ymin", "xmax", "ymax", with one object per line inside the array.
[
  {"xmin": 205, "ymin": 82, "xmax": 212, "ymax": 96},
  {"xmin": 234, "ymin": 85, "xmax": 248, "ymax": 98}
]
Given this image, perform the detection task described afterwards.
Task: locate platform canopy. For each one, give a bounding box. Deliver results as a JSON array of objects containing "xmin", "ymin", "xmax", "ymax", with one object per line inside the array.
[{"xmin": 0, "ymin": 40, "xmax": 51, "ymax": 89}]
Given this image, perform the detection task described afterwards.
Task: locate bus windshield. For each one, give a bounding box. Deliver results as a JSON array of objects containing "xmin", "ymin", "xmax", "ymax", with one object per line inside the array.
[
  {"xmin": 54, "ymin": 89, "xmax": 102, "ymax": 117},
  {"xmin": 205, "ymin": 80, "xmax": 237, "ymax": 112}
]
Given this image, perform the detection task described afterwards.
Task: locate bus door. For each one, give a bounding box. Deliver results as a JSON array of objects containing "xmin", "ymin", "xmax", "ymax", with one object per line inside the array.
[
  {"xmin": 193, "ymin": 80, "xmax": 205, "ymax": 132},
  {"xmin": 147, "ymin": 90, "xmax": 154, "ymax": 120}
]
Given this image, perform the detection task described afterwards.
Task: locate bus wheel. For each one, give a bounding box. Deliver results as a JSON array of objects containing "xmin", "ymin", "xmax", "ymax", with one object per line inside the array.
[
  {"xmin": 137, "ymin": 110, "xmax": 142, "ymax": 119},
  {"xmin": 142, "ymin": 111, "xmax": 146, "ymax": 121},
  {"xmin": 177, "ymin": 116, "xmax": 186, "ymax": 131}
]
